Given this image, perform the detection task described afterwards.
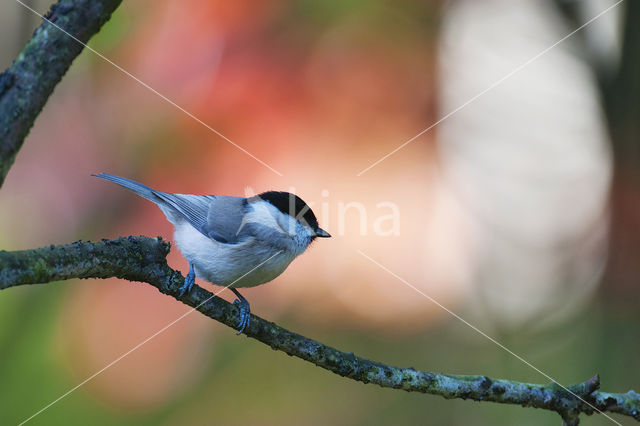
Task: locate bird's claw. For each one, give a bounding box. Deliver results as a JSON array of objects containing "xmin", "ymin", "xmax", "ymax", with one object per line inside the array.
[
  {"xmin": 233, "ymin": 298, "xmax": 250, "ymax": 334},
  {"xmin": 178, "ymin": 264, "xmax": 196, "ymax": 297},
  {"xmin": 232, "ymin": 291, "xmax": 251, "ymax": 335}
]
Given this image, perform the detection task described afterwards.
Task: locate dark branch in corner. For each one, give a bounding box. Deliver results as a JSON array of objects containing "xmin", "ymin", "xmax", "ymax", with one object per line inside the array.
[
  {"xmin": 0, "ymin": 237, "xmax": 638, "ymax": 425},
  {"xmin": 0, "ymin": 0, "xmax": 122, "ymax": 187}
]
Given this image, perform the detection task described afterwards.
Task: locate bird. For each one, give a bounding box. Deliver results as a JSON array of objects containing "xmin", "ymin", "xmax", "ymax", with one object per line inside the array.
[{"xmin": 93, "ymin": 173, "xmax": 331, "ymax": 334}]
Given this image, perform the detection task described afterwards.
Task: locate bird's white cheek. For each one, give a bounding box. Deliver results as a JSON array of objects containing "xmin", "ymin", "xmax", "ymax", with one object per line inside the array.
[
  {"xmin": 276, "ymin": 214, "xmax": 299, "ymax": 237},
  {"xmin": 305, "ymin": 226, "xmax": 316, "ymax": 238}
]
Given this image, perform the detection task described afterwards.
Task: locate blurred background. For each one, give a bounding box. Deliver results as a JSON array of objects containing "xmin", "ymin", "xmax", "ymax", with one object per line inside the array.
[{"xmin": 0, "ymin": 0, "xmax": 638, "ymax": 425}]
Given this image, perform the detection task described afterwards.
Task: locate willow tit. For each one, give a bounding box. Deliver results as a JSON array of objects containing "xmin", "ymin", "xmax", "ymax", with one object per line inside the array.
[{"xmin": 93, "ymin": 173, "xmax": 330, "ymax": 333}]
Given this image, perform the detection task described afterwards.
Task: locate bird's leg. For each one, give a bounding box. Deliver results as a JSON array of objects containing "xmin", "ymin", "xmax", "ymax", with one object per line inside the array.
[
  {"xmin": 231, "ymin": 288, "xmax": 250, "ymax": 335},
  {"xmin": 178, "ymin": 263, "xmax": 196, "ymax": 297}
]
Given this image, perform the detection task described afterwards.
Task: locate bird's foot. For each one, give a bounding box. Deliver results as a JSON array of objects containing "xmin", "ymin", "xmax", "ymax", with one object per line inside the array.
[
  {"xmin": 231, "ymin": 288, "xmax": 250, "ymax": 335},
  {"xmin": 178, "ymin": 264, "xmax": 196, "ymax": 297}
]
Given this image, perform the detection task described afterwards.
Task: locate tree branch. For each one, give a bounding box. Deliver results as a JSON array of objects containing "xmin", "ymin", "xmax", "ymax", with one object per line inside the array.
[
  {"xmin": 1, "ymin": 237, "xmax": 638, "ymax": 424},
  {"xmin": 0, "ymin": 0, "xmax": 122, "ymax": 188}
]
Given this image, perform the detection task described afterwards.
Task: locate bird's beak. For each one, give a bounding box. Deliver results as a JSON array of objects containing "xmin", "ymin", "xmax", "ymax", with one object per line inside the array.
[{"xmin": 315, "ymin": 228, "xmax": 331, "ymax": 238}]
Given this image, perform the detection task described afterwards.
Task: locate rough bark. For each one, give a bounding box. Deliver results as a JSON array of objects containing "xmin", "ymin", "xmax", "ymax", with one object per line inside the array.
[{"xmin": 0, "ymin": 0, "xmax": 122, "ymax": 187}]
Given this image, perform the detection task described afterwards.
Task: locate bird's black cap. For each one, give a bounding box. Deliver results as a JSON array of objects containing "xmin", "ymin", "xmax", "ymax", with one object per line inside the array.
[{"xmin": 255, "ymin": 191, "xmax": 329, "ymax": 237}]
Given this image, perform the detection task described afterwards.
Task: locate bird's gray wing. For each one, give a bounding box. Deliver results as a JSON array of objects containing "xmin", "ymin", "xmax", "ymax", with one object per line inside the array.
[
  {"xmin": 154, "ymin": 193, "xmax": 244, "ymax": 244},
  {"xmin": 203, "ymin": 196, "xmax": 249, "ymax": 243},
  {"xmin": 152, "ymin": 192, "xmax": 216, "ymax": 235},
  {"xmin": 155, "ymin": 193, "xmax": 253, "ymax": 244}
]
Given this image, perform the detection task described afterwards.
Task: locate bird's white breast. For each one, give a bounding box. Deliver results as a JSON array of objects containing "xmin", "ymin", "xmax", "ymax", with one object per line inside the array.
[{"xmin": 172, "ymin": 220, "xmax": 299, "ymax": 288}]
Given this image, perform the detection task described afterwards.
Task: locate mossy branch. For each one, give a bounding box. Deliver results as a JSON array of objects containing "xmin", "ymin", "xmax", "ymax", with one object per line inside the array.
[
  {"xmin": 0, "ymin": 237, "xmax": 638, "ymax": 425},
  {"xmin": 0, "ymin": 0, "xmax": 122, "ymax": 188}
]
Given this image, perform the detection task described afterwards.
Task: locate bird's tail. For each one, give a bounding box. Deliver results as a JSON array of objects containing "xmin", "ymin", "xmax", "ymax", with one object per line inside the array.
[{"xmin": 92, "ymin": 173, "xmax": 158, "ymax": 202}]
